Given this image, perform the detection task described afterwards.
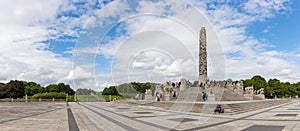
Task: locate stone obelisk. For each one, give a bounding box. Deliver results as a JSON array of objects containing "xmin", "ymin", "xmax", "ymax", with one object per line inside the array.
[{"xmin": 199, "ymin": 27, "xmax": 208, "ymax": 84}]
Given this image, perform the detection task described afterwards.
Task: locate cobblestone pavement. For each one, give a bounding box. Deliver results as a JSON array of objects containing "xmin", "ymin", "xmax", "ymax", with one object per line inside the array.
[
  {"xmin": 0, "ymin": 102, "xmax": 68, "ymax": 131},
  {"xmin": 1, "ymin": 100, "xmax": 300, "ymax": 131},
  {"xmin": 71, "ymin": 100, "xmax": 300, "ymax": 131}
]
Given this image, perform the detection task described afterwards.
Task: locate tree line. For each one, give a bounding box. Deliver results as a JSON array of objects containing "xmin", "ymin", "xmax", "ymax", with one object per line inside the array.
[
  {"xmin": 76, "ymin": 88, "xmax": 96, "ymax": 95},
  {"xmin": 102, "ymin": 82, "xmax": 157, "ymax": 97},
  {"xmin": 0, "ymin": 80, "xmax": 74, "ymax": 99},
  {"xmin": 243, "ymin": 75, "xmax": 300, "ymax": 98}
]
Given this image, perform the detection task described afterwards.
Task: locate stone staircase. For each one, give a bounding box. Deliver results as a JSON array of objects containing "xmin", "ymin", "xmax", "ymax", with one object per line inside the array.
[
  {"xmin": 167, "ymin": 87, "xmax": 200, "ymax": 112},
  {"xmin": 193, "ymin": 86, "xmax": 251, "ymax": 101},
  {"xmin": 216, "ymin": 87, "xmax": 248, "ymax": 101},
  {"xmin": 140, "ymin": 85, "xmax": 291, "ymax": 115},
  {"xmin": 222, "ymin": 99, "xmax": 291, "ymax": 115},
  {"xmin": 173, "ymin": 86, "xmax": 291, "ymax": 114},
  {"xmin": 191, "ymin": 81, "xmax": 199, "ymax": 87}
]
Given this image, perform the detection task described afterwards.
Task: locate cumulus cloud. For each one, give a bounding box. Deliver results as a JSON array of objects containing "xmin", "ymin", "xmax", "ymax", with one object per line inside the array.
[
  {"xmin": 89, "ymin": 0, "xmax": 300, "ymax": 89},
  {"xmin": 0, "ymin": 1, "xmax": 71, "ymax": 85},
  {"xmin": 0, "ymin": 0, "xmax": 100, "ymax": 89},
  {"xmin": 1, "ymin": 0, "xmax": 299, "ymax": 91}
]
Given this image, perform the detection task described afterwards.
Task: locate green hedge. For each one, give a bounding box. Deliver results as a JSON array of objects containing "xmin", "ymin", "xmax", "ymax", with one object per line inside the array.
[{"xmin": 31, "ymin": 92, "xmax": 66, "ymax": 99}]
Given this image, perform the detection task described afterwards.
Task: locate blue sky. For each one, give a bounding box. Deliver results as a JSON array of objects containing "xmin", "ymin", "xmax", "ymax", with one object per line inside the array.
[
  {"xmin": 0, "ymin": 0, "xmax": 299, "ymax": 91},
  {"xmin": 247, "ymin": 0, "xmax": 300, "ymax": 51}
]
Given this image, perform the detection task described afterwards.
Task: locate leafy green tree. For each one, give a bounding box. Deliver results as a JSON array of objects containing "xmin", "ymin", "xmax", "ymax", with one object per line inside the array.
[
  {"xmin": 24, "ymin": 81, "xmax": 44, "ymax": 96},
  {"xmin": 5, "ymin": 80, "xmax": 25, "ymax": 98},
  {"xmin": 117, "ymin": 83, "xmax": 136, "ymax": 94},
  {"xmin": 45, "ymin": 84, "xmax": 59, "ymax": 92},
  {"xmin": 264, "ymin": 86, "xmax": 274, "ymax": 98},
  {"xmin": 102, "ymin": 86, "xmax": 119, "ymax": 95},
  {"xmin": 0, "ymin": 84, "xmax": 8, "ymax": 98},
  {"xmin": 243, "ymin": 79, "xmax": 253, "ymax": 87},
  {"xmin": 57, "ymin": 83, "xmax": 75, "ymax": 95},
  {"xmin": 268, "ymin": 79, "xmax": 280, "ymax": 88},
  {"xmin": 288, "ymin": 84, "xmax": 297, "ymax": 97},
  {"xmin": 130, "ymin": 82, "xmax": 151, "ymax": 93},
  {"xmin": 45, "ymin": 83, "xmax": 74, "ymax": 95},
  {"xmin": 251, "ymin": 75, "xmax": 267, "ymax": 90},
  {"xmin": 76, "ymin": 88, "xmax": 95, "ymax": 95}
]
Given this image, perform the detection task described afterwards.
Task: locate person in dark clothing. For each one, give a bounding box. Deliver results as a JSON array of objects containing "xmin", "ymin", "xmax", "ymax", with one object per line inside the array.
[{"xmin": 214, "ymin": 105, "xmax": 224, "ymax": 113}]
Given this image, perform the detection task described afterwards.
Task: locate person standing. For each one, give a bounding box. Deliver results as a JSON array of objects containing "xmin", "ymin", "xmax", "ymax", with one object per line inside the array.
[
  {"xmin": 156, "ymin": 93, "xmax": 160, "ymax": 101},
  {"xmin": 202, "ymin": 89, "xmax": 207, "ymax": 101},
  {"xmin": 160, "ymin": 94, "xmax": 163, "ymax": 101}
]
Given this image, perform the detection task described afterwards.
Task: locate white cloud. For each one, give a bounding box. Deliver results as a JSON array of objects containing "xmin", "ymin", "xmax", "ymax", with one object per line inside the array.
[
  {"xmin": 92, "ymin": 0, "xmax": 300, "ymax": 87},
  {"xmin": 263, "ymin": 29, "xmax": 269, "ymax": 33},
  {"xmin": 0, "ymin": 1, "xmax": 73, "ymax": 85},
  {"xmin": 243, "ymin": 0, "xmax": 291, "ymax": 20},
  {"xmin": 1, "ymin": 0, "xmax": 299, "ymax": 91},
  {"xmin": 0, "ymin": 0, "xmax": 114, "ymax": 89}
]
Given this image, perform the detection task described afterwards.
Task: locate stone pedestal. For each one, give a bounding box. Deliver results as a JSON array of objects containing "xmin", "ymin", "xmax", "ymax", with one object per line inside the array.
[
  {"xmin": 25, "ymin": 94, "xmax": 28, "ymax": 103},
  {"xmin": 179, "ymin": 85, "xmax": 185, "ymax": 91},
  {"xmin": 244, "ymin": 94, "xmax": 253, "ymax": 100},
  {"xmin": 254, "ymin": 94, "xmax": 265, "ymax": 99},
  {"xmin": 164, "ymin": 93, "xmax": 171, "ymax": 101},
  {"xmin": 145, "ymin": 95, "xmax": 153, "ymax": 101},
  {"xmin": 74, "ymin": 94, "xmax": 77, "ymax": 102},
  {"xmin": 207, "ymin": 93, "xmax": 215, "ymax": 101},
  {"xmin": 66, "ymin": 93, "xmax": 68, "ymax": 102}
]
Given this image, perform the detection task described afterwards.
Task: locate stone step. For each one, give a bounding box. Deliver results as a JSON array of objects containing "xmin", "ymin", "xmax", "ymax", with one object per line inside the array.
[{"xmin": 223, "ymin": 99, "xmax": 290, "ymax": 115}]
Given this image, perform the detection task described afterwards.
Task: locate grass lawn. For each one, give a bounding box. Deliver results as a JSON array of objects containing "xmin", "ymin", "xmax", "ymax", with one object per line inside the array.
[
  {"xmin": 100, "ymin": 95, "xmax": 123, "ymax": 101},
  {"xmin": 76, "ymin": 95, "xmax": 96, "ymax": 100}
]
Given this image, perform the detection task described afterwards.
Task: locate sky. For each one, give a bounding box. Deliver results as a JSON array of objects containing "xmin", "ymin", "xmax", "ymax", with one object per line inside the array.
[{"xmin": 0, "ymin": 0, "xmax": 300, "ymax": 91}]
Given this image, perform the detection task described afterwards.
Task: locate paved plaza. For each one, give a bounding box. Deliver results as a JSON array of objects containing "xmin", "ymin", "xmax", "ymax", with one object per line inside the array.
[
  {"xmin": 0, "ymin": 102, "xmax": 68, "ymax": 130},
  {"xmin": 1, "ymin": 100, "xmax": 300, "ymax": 130},
  {"xmin": 70, "ymin": 100, "xmax": 300, "ymax": 131}
]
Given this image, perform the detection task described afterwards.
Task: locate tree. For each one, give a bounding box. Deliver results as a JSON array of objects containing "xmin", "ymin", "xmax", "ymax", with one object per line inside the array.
[
  {"xmin": 130, "ymin": 82, "xmax": 151, "ymax": 93},
  {"xmin": 117, "ymin": 83, "xmax": 136, "ymax": 94},
  {"xmin": 76, "ymin": 88, "xmax": 95, "ymax": 95},
  {"xmin": 5, "ymin": 80, "xmax": 25, "ymax": 98},
  {"xmin": 264, "ymin": 86, "xmax": 274, "ymax": 98},
  {"xmin": 102, "ymin": 86, "xmax": 119, "ymax": 95},
  {"xmin": 0, "ymin": 84, "xmax": 8, "ymax": 99},
  {"xmin": 268, "ymin": 78, "xmax": 280, "ymax": 88},
  {"xmin": 251, "ymin": 75, "xmax": 267, "ymax": 90},
  {"xmin": 243, "ymin": 79, "xmax": 253, "ymax": 88},
  {"xmin": 0, "ymin": 80, "xmax": 75, "ymax": 98},
  {"xmin": 45, "ymin": 84, "xmax": 59, "ymax": 92},
  {"xmin": 24, "ymin": 81, "xmax": 44, "ymax": 96},
  {"xmin": 63, "ymin": 84, "xmax": 75, "ymax": 95},
  {"xmin": 44, "ymin": 83, "xmax": 74, "ymax": 95}
]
